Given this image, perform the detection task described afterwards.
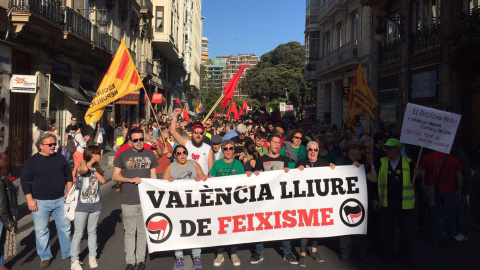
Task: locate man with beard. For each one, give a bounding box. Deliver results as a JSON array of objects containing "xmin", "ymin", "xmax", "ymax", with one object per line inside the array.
[{"xmin": 170, "ymin": 108, "xmax": 213, "ymax": 175}]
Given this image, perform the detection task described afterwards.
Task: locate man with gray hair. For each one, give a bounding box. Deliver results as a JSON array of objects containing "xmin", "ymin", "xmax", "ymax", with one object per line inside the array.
[
  {"xmin": 21, "ymin": 134, "xmax": 73, "ymax": 268},
  {"xmin": 231, "ymin": 123, "xmax": 253, "ymax": 161}
]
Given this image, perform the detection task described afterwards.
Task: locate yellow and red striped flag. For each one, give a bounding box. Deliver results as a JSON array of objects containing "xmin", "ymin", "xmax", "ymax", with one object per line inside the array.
[{"xmin": 85, "ymin": 40, "xmax": 144, "ymax": 124}]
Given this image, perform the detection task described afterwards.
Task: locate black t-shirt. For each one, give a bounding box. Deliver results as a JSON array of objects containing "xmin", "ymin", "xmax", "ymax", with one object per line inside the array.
[
  {"xmin": 253, "ymin": 155, "xmax": 289, "ymax": 171},
  {"xmin": 295, "ymin": 158, "xmax": 329, "ymax": 168},
  {"xmin": 231, "ymin": 136, "xmax": 253, "ymax": 154},
  {"xmin": 65, "ymin": 124, "xmax": 78, "ymax": 138}
]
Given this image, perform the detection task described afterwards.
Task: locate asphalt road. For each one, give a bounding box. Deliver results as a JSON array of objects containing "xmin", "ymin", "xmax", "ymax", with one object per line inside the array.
[{"xmin": 4, "ymin": 150, "xmax": 479, "ymax": 270}]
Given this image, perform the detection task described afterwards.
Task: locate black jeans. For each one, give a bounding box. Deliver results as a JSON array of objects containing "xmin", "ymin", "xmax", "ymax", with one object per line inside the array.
[
  {"xmin": 300, "ymin": 239, "xmax": 318, "ymax": 253},
  {"xmin": 380, "ymin": 206, "xmax": 415, "ymax": 258}
]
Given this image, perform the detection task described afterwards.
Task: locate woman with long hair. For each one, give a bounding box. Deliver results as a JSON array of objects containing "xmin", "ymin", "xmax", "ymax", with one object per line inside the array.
[
  {"xmin": 243, "ymin": 140, "xmax": 259, "ymax": 172},
  {"xmin": 70, "ymin": 145, "xmax": 105, "ymax": 270},
  {"xmin": 93, "ymin": 122, "xmax": 105, "ymax": 155},
  {"xmin": 155, "ymin": 127, "xmax": 174, "ymax": 179}
]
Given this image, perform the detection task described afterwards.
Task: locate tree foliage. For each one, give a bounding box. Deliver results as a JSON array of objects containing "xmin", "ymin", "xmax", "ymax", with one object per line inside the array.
[{"xmin": 240, "ymin": 41, "xmax": 314, "ymax": 112}]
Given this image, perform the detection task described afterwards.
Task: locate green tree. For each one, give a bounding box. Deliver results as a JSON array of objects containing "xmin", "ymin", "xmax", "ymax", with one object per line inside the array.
[{"xmin": 240, "ymin": 41, "xmax": 314, "ymax": 112}]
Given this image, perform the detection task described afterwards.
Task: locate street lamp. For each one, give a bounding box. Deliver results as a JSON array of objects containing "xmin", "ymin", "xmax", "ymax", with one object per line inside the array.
[{"xmin": 78, "ymin": 8, "xmax": 108, "ymax": 34}]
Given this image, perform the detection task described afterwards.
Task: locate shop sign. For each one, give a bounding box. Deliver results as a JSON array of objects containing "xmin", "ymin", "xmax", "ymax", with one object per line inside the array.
[
  {"xmin": 0, "ymin": 44, "xmax": 12, "ymax": 74},
  {"xmin": 10, "ymin": 74, "xmax": 37, "ymax": 93},
  {"xmin": 411, "ymin": 70, "xmax": 437, "ymax": 98},
  {"xmin": 116, "ymin": 90, "xmax": 139, "ymax": 104}
]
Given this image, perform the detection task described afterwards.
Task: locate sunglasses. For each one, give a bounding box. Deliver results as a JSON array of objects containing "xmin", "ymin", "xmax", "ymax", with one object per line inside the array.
[
  {"xmin": 193, "ymin": 131, "xmax": 204, "ymax": 135},
  {"xmin": 43, "ymin": 143, "xmax": 57, "ymax": 147},
  {"xmin": 223, "ymin": 147, "xmax": 234, "ymax": 151},
  {"xmin": 175, "ymin": 150, "xmax": 188, "ymax": 156},
  {"xmin": 131, "ymin": 138, "xmax": 144, "ymax": 143},
  {"xmin": 294, "ymin": 136, "xmax": 302, "ymax": 140},
  {"xmin": 307, "ymin": 148, "xmax": 319, "ymax": 152}
]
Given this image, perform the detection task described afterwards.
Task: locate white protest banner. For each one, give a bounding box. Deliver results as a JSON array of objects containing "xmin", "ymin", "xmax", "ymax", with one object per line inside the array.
[
  {"xmin": 138, "ymin": 165, "xmax": 368, "ymax": 253},
  {"xmin": 400, "ymin": 103, "xmax": 461, "ymax": 154}
]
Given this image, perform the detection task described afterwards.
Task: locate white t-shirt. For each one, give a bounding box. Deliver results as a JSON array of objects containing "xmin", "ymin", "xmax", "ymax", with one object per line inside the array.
[
  {"xmin": 74, "ymin": 133, "xmax": 87, "ymax": 153},
  {"xmin": 185, "ymin": 140, "xmax": 211, "ymax": 175}
]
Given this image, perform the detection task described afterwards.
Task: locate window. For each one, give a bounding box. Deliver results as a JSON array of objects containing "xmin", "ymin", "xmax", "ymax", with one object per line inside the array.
[
  {"xmin": 156, "ymin": 7, "xmax": 164, "ymax": 32},
  {"xmin": 353, "ymin": 13, "xmax": 359, "ymax": 45},
  {"xmin": 309, "ymin": 31, "xmax": 320, "ymax": 59},
  {"xmin": 323, "ymin": 31, "xmax": 331, "ymax": 55},
  {"xmin": 338, "ymin": 23, "xmax": 344, "ymax": 47},
  {"xmin": 386, "ymin": 15, "xmax": 401, "ymax": 43},
  {"xmin": 413, "ymin": 0, "xmax": 441, "ymax": 30},
  {"xmin": 361, "ymin": 6, "xmax": 369, "ymax": 37}
]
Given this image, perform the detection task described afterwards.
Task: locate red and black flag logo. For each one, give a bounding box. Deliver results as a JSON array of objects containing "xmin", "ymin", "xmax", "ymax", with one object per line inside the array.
[
  {"xmin": 339, "ymin": 199, "xmax": 365, "ymax": 227},
  {"xmin": 145, "ymin": 213, "xmax": 173, "ymax": 244}
]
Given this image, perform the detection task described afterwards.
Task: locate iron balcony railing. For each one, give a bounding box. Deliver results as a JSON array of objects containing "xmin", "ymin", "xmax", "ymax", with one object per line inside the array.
[
  {"xmin": 9, "ymin": 0, "xmax": 63, "ymax": 26},
  {"xmin": 317, "ymin": 43, "xmax": 358, "ymax": 71},
  {"xmin": 380, "ymin": 39, "xmax": 401, "ymax": 64},
  {"xmin": 111, "ymin": 38, "xmax": 120, "ymax": 54},
  {"xmin": 411, "ymin": 23, "xmax": 440, "ymax": 54},
  {"xmin": 62, "ymin": 6, "xmax": 91, "ymax": 41},
  {"xmin": 463, "ymin": 7, "xmax": 480, "ymax": 19},
  {"xmin": 138, "ymin": 61, "xmax": 154, "ymax": 75},
  {"xmin": 92, "ymin": 25, "xmax": 112, "ymax": 54}
]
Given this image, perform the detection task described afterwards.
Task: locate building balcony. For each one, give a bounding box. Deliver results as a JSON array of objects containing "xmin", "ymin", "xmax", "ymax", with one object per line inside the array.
[
  {"xmin": 152, "ymin": 32, "xmax": 181, "ymax": 62},
  {"xmin": 379, "ymin": 39, "xmax": 400, "ymax": 64},
  {"xmin": 316, "ymin": 43, "xmax": 359, "ymax": 77},
  {"xmin": 411, "ymin": 23, "xmax": 440, "ymax": 54},
  {"xmin": 62, "ymin": 6, "xmax": 91, "ymax": 42},
  {"xmin": 138, "ymin": 0, "xmax": 153, "ymax": 19},
  {"xmin": 317, "ymin": 0, "xmax": 345, "ymax": 25},
  {"xmin": 9, "ymin": 0, "xmax": 63, "ymax": 34},
  {"xmin": 92, "ymin": 26, "xmax": 112, "ymax": 54},
  {"xmin": 138, "ymin": 60, "xmax": 154, "ymax": 79}
]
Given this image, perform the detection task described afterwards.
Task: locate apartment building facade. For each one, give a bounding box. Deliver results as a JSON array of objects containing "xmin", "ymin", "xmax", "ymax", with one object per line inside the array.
[
  {"xmin": 0, "ymin": 0, "xmax": 154, "ymax": 171},
  {"xmin": 305, "ymin": 0, "xmax": 372, "ymax": 129},
  {"xmin": 221, "ymin": 54, "xmax": 259, "ymax": 97}
]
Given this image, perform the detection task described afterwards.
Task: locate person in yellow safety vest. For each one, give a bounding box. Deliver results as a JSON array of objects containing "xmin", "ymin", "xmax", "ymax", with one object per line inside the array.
[
  {"xmin": 372, "ymin": 138, "xmax": 416, "ymax": 267},
  {"xmin": 204, "ymin": 120, "xmax": 213, "ymax": 140}
]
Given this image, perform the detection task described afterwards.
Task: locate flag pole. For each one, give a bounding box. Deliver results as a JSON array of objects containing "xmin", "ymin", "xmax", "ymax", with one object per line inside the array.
[
  {"xmin": 202, "ymin": 93, "xmax": 224, "ymax": 124},
  {"xmin": 411, "ymin": 146, "xmax": 423, "ymax": 186},
  {"xmin": 142, "ymin": 87, "xmax": 166, "ymax": 145},
  {"xmin": 369, "ymin": 118, "xmax": 377, "ymax": 133}
]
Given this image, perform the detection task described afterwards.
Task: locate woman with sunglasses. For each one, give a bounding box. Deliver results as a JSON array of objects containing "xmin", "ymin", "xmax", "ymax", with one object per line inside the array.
[
  {"xmin": 295, "ymin": 141, "xmax": 335, "ymax": 267},
  {"xmin": 71, "ymin": 145, "xmax": 105, "ymax": 270},
  {"xmin": 208, "ymin": 140, "xmax": 246, "ymax": 267},
  {"xmin": 162, "ymin": 145, "xmax": 207, "ymax": 270},
  {"xmin": 45, "ymin": 121, "xmax": 60, "ymax": 152},
  {"xmin": 279, "ymin": 129, "xmax": 307, "ymax": 169}
]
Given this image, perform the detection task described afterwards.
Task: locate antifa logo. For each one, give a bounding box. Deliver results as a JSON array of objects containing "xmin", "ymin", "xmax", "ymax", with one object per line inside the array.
[
  {"xmin": 192, "ymin": 153, "xmax": 200, "ymax": 160},
  {"xmin": 145, "ymin": 213, "xmax": 173, "ymax": 244},
  {"xmin": 339, "ymin": 199, "xmax": 365, "ymax": 227}
]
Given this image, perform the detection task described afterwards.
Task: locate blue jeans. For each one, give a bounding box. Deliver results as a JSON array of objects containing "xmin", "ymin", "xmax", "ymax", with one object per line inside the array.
[
  {"xmin": 430, "ymin": 192, "xmax": 456, "ymax": 243},
  {"xmin": 0, "ymin": 220, "xmax": 5, "ymax": 267},
  {"xmin": 71, "ymin": 211, "xmax": 101, "ymax": 263},
  {"xmin": 32, "ymin": 197, "xmax": 72, "ymax": 260},
  {"xmin": 66, "ymin": 151, "xmax": 73, "ymax": 163},
  {"xmin": 217, "ymin": 245, "xmax": 238, "ymax": 255},
  {"xmin": 255, "ymin": 241, "xmax": 292, "ymax": 255},
  {"xmin": 175, "ymin": 249, "xmax": 201, "ymax": 258},
  {"xmin": 456, "ymin": 195, "xmax": 469, "ymax": 236}
]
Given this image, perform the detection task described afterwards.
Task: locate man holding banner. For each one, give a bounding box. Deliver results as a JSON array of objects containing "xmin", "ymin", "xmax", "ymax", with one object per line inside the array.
[{"xmin": 112, "ymin": 128, "xmax": 158, "ymax": 270}]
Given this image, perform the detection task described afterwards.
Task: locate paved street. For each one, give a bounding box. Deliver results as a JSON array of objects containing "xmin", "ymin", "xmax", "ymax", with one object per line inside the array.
[{"xmin": 4, "ymin": 149, "xmax": 479, "ymax": 270}]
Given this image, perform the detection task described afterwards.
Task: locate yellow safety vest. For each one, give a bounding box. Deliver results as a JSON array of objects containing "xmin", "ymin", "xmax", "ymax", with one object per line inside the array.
[
  {"xmin": 205, "ymin": 132, "xmax": 212, "ymax": 139},
  {"xmin": 378, "ymin": 156, "xmax": 415, "ymax": 209}
]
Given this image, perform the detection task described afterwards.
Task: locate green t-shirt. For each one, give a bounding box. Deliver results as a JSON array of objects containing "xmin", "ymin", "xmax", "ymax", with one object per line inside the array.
[
  {"xmin": 319, "ymin": 150, "xmax": 336, "ymax": 164},
  {"xmin": 280, "ymin": 144, "xmax": 307, "ymax": 169},
  {"xmin": 256, "ymin": 146, "xmax": 268, "ymax": 155},
  {"xmin": 209, "ymin": 159, "xmax": 246, "ymax": 177}
]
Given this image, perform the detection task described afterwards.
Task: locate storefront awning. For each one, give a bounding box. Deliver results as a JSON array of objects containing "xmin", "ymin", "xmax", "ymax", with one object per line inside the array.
[
  {"xmin": 79, "ymin": 85, "xmax": 112, "ymax": 108},
  {"xmin": 51, "ymin": 79, "xmax": 90, "ymax": 106}
]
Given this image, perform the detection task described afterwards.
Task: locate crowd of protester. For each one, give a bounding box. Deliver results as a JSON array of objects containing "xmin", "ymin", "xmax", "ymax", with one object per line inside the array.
[{"xmin": 0, "ymin": 110, "xmax": 471, "ymax": 270}]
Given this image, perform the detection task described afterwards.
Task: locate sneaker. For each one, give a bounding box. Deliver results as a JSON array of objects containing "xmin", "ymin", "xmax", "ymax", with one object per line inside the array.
[
  {"xmin": 249, "ymin": 253, "xmax": 264, "ymax": 264},
  {"xmin": 310, "ymin": 251, "xmax": 324, "ymax": 262},
  {"xmin": 455, "ymin": 233, "xmax": 469, "ymax": 241},
  {"xmin": 231, "ymin": 254, "xmax": 241, "ymax": 266},
  {"xmin": 175, "ymin": 257, "xmax": 185, "ymax": 270},
  {"xmin": 89, "ymin": 257, "xmax": 99, "ymax": 268},
  {"xmin": 71, "ymin": 260, "xmax": 83, "ymax": 270},
  {"xmin": 137, "ymin": 262, "xmax": 146, "ymax": 270},
  {"xmin": 193, "ymin": 257, "xmax": 202, "ymax": 269},
  {"xmin": 283, "ymin": 253, "xmax": 298, "ymax": 265},
  {"xmin": 298, "ymin": 256, "xmax": 307, "ymax": 267},
  {"xmin": 125, "ymin": 264, "xmax": 135, "ymax": 270},
  {"xmin": 213, "ymin": 254, "xmax": 224, "ymax": 266},
  {"xmin": 40, "ymin": 260, "xmax": 50, "ymax": 268}
]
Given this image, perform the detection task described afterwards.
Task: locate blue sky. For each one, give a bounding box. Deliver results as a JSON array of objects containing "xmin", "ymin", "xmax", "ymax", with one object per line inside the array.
[{"xmin": 202, "ymin": 0, "xmax": 305, "ymax": 58}]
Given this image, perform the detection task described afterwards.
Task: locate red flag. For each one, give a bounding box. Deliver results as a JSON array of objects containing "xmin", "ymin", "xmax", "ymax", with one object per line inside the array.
[
  {"xmin": 214, "ymin": 110, "xmax": 217, "ymax": 119},
  {"xmin": 183, "ymin": 106, "xmax": 190, "ymax": 122},
  {"xmin": 230, "ymin": 100, "xmax": 239, "ymax": 121},
  {"xmin": 175, "ymin": 97, "xmax": 182, "ymax": 108},
  {"xmin": 238, "ymin": 106, "xmax": 244, "ymax": 116},
  {"xmin": 226, "ymin": 102, "xmax": 232, "ymax": 120},
  {"xmin": 221, "ymin": 65, "xmax": 247, "ymax": 109},
  {"xmin": 259, "ymin": 98, "xmax": 266, "ymax": 109},
  {"xmin": 242, "ymin": 100, "xmax": 248, "ymax": 112}
]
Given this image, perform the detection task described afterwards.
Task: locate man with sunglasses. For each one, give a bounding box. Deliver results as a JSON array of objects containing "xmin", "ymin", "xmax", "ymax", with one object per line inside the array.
[
  {"xmin": 170, "ymin": 108, "xmax": 214, "ymax": 175},
  {"xmin": 21, "ymin": 134, "xmax": 73, "ymax": 268},
  {"xmin": 113, "ymin": 128, "xmax": 159, "ymax": 270}
]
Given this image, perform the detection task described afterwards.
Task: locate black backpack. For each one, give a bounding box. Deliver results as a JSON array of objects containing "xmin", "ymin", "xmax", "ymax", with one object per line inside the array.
[
  {"xmin": 2, "ymin": 176, "xmax": 18, "ymax": 218},
  {"xmin": 66, "ymin": 135, "xmax": 76, "ymax": 153}
]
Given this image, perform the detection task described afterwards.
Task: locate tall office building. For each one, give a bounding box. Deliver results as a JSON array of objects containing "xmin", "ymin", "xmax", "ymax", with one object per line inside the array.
[
  {"xmin": 201, "ymin": 37, "xmax": 209, "ymax": 65},
  {"xmin": 221, "ymin": 54, "xmax": 260, "ymax": 96}
]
